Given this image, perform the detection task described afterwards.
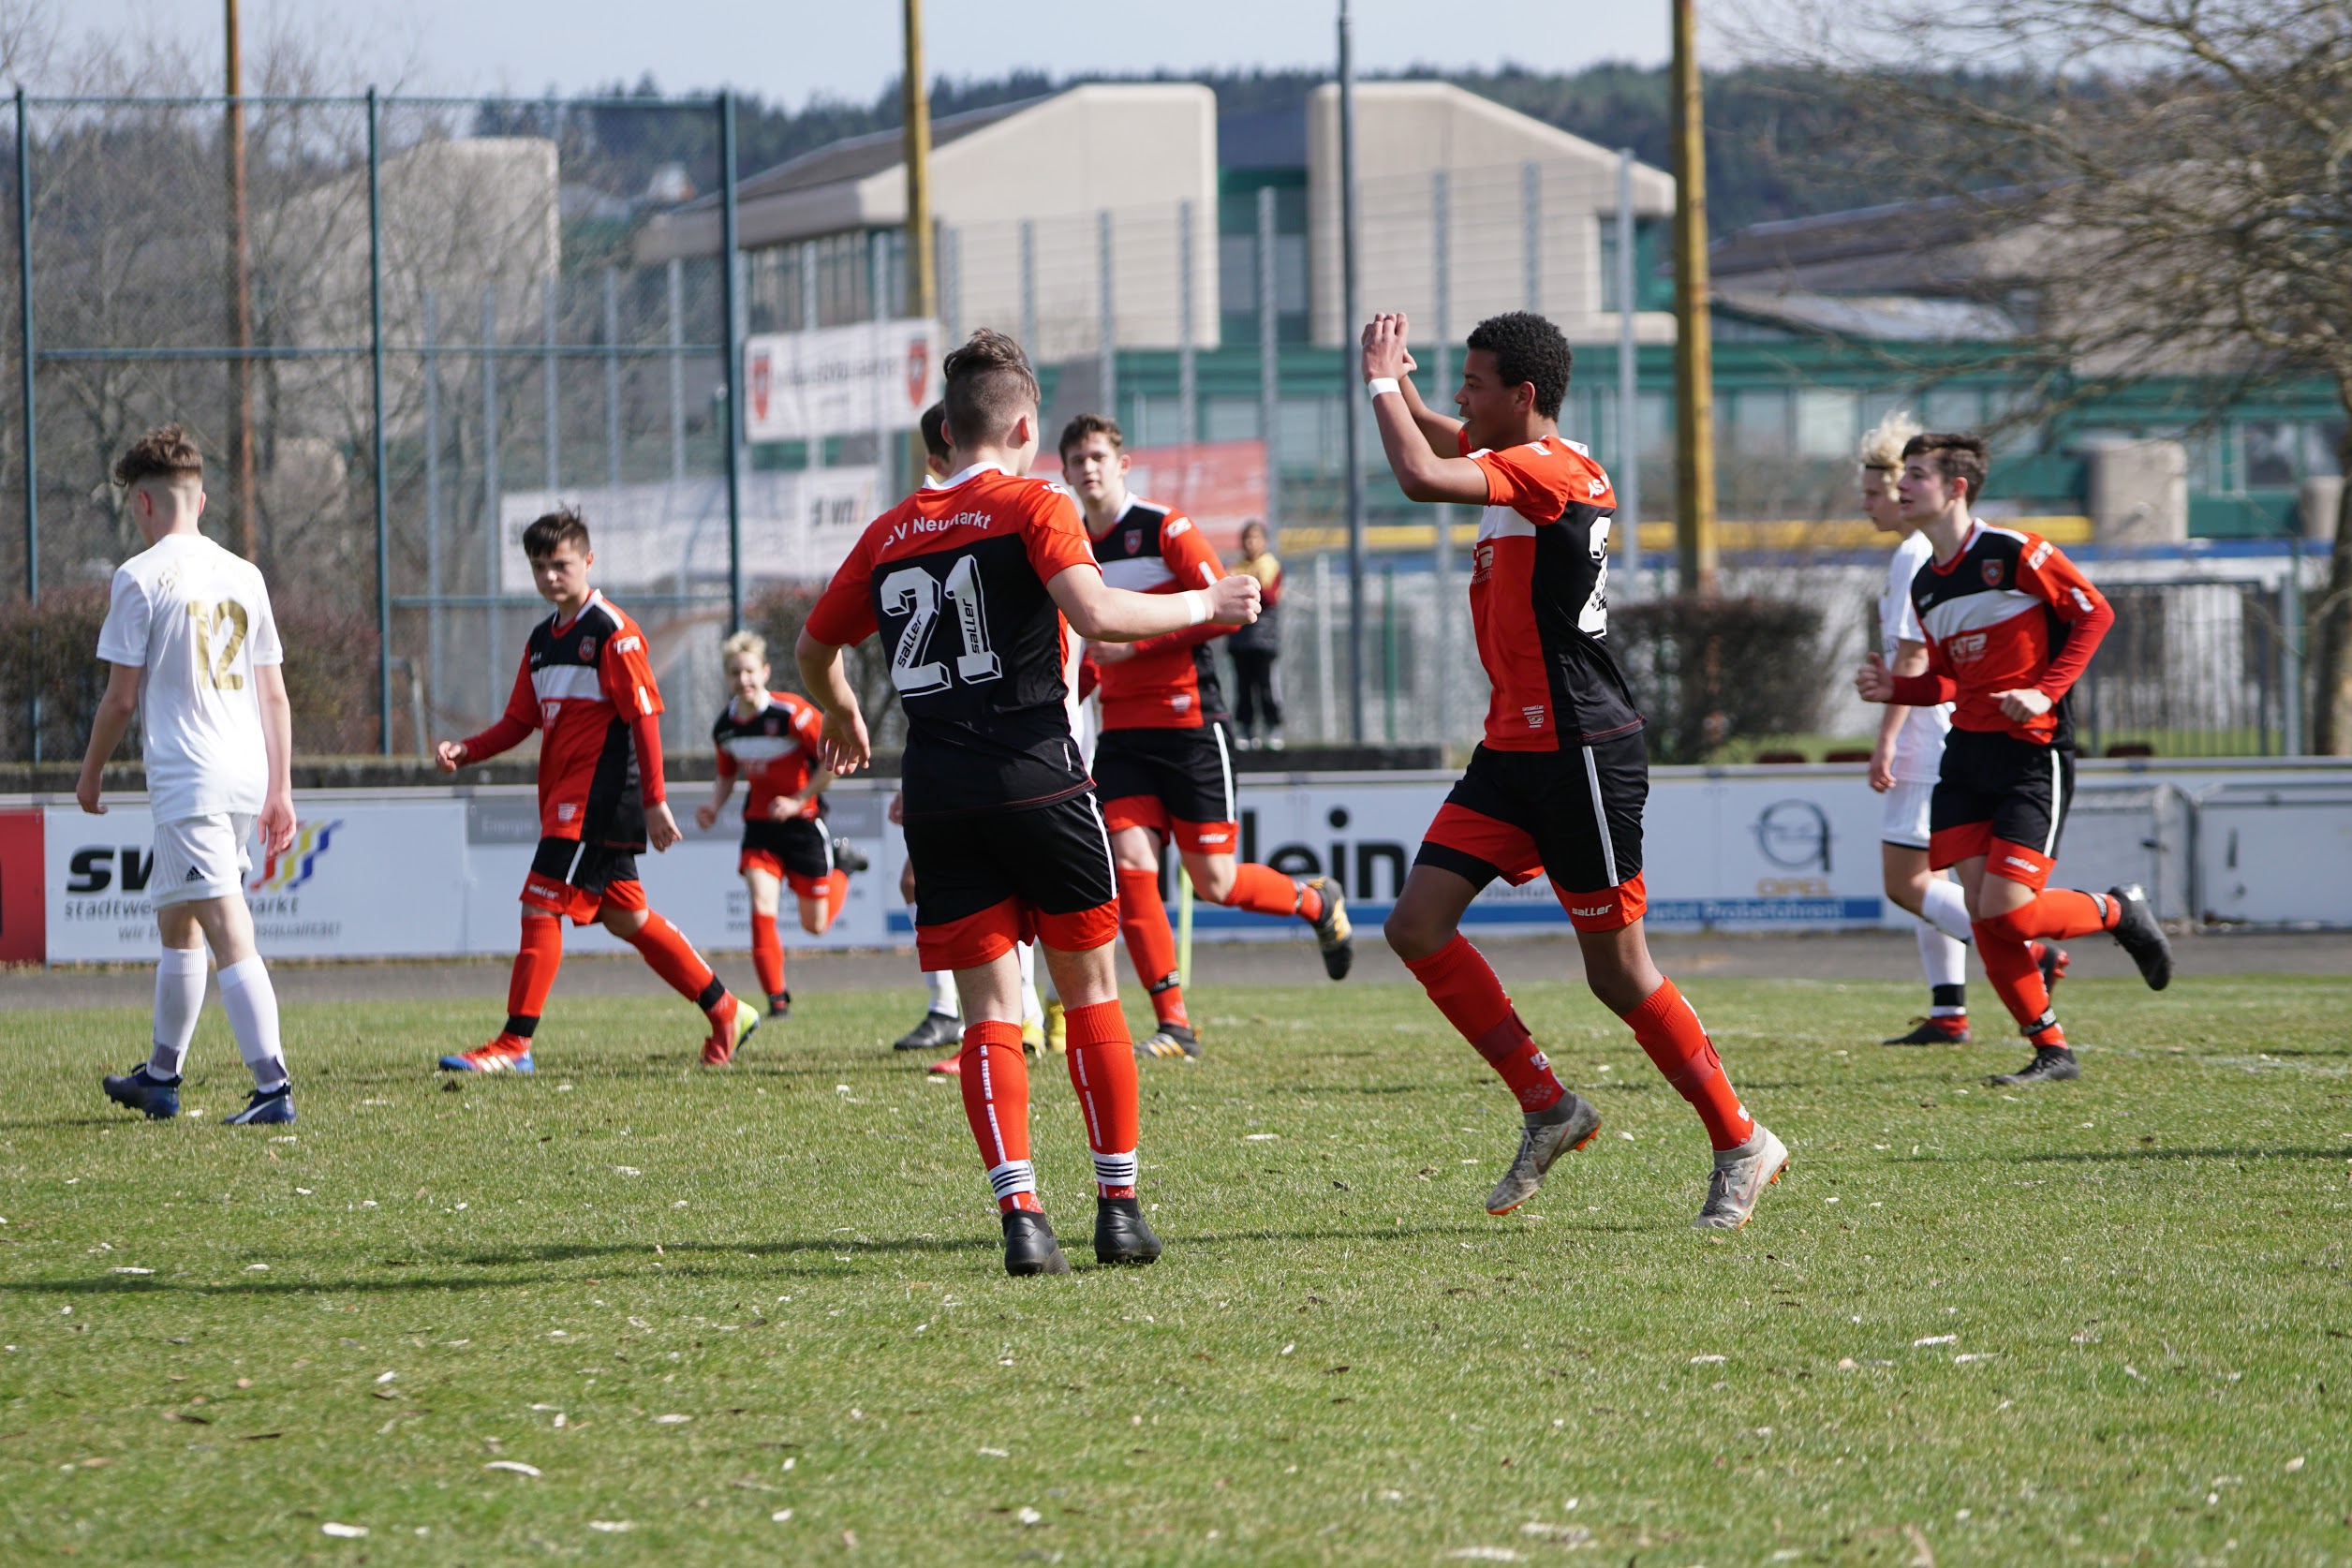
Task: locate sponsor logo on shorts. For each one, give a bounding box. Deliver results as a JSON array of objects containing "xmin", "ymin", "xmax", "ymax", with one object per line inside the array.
[
  {"xmin": 1196, "ymin": 831, "xmax": 1232, "ymax": 847},
  {"xmin": 525, "ymin": 878, "xmax": 567, "ymax": 901},
  {"xmin": 2003, "ymin": 854, "xmax": 2041, "ymax": 873},
  {"xmin": 1572, "ymin": 903, "xmax": 1614, "ymax": 918}
]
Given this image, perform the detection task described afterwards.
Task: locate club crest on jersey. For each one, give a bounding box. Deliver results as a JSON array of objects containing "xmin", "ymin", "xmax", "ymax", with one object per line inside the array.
[
  {"xmin": 578, "ymin": 635, "xmax": 598, "ymax": 659},
  {"xmin": 1124, "ymin": 531, "xmax": 1143, "ymax": 555},
  {"xmin": 1980, "ymin": 560, "xmax": 2004, "ymax": 586}
]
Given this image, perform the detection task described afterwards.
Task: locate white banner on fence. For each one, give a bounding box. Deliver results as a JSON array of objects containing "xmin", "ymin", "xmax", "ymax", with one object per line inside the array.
[
  {"xmin": 498, "ymin": 470, "xmax": 881, "ymax": 593},
  {"xmin": 743, "ymin": 319, "xmax": 940, "ymax": 445}
]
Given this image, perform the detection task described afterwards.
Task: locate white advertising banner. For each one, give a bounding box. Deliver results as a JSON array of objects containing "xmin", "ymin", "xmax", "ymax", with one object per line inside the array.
[
  {"xmin": 497, "ymin": 470, "xmax": 881, "ymax": 594},
  {"xmin": 42, "ymin": 799, "xmax": 472, "ymax": 963},
  {"xmin": 743, "ymin": 320, "xmax": 939, "ymax": 446}
]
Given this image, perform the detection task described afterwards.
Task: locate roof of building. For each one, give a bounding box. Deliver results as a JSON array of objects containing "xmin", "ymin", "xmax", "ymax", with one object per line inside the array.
[
  {"xmin": 1714, "ymin": 287, "xmax": 2020, "ymax": 342},
  {"xmin": 674, "ymin": 97, "xmax": 1046, "ymax": 214},
  {"xmin": 1709, "ymin": 187, "xmax": 2039, "ymax": 287}
]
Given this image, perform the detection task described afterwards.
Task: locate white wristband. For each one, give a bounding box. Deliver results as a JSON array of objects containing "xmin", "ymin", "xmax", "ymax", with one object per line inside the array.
[
  {"xmin": 1181, "ymin": 588, "xmax": 1213, "ymax": 627},
  {"xmin": 1367, "ymin": 377, "xmax": 1400, "ymax": 400}
]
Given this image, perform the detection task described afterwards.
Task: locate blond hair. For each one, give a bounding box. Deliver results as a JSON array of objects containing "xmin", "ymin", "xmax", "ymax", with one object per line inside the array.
[
  {"xmin": 719, "ymin": 630, "xmax": 767, "ymax": 666},
  {"xmin": 1858, "ymin": 407, "xmax": 1923, "ymax": 471}
]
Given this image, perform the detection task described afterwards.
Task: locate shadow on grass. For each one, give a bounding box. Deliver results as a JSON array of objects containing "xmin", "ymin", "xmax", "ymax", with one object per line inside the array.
[{"xmin": 2020, "ymin": 1146, "xmax": 2352, "ymax": 1163}]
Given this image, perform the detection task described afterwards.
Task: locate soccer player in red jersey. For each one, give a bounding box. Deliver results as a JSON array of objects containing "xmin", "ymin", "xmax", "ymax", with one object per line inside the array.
[
  {"xmin": 435, "ymin": 509, "xmax": 758, "ymax": 1072},
  {"xmin": 1857, "ymin": 432, "xmax": 2172, "ymax": 1086},
  {"xmin": 797, "ymin": 330, "xmax": 1261, "ymax": 1277},
  {"xmin": 1364, "ymin": 309, "xmax": 1787, "ymax": 1231},
  {"xmin": 694, "ymin": 630, "xmax": 852, "ymax": 1020},
  {"xmin": 1059, "ymin": 412, "xmax": 1354, "ymax": 1060}
]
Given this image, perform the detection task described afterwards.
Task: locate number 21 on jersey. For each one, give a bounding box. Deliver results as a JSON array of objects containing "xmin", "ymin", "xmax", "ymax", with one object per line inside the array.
[{"xmin": 882, "ymin": 555, "xmax": 1001, "ymax": 695}]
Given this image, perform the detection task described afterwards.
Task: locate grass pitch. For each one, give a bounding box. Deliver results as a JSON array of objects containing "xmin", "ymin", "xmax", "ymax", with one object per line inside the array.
[{"xmin": 3, "ymin": 966, "xmax": 2349, "ymax": 1565}]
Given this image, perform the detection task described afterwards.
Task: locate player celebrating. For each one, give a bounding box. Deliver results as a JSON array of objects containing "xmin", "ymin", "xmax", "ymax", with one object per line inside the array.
[
  {"xmin": 695, "ymin": 630, "xmax": 852, "ymax": 1020},
  {"xmin": 796, "ymin": 329, "xmax": 1261, "ymax": 1277},
  {"xmin": 436, "ymin": 508, "xmax": 757, "ymax": 1072},
  {"xmin": 1059, "ymin": 412, "xmax": 1353, "ymax": 1061},
  {"xmin": 1362, "ymin": 310, "xmax": 1787, "ymax": 1231},
  {"xmin": 1859, "ymin": 411, "xmax": 2065, "ymax": 1045},
  {"xmin": 1857, "ymin": 432, "xmax": 2171, "ymax": 1087},
  {"xmin": 82, "ymin": 425, "xmax": 299, "ymax": 1126}
]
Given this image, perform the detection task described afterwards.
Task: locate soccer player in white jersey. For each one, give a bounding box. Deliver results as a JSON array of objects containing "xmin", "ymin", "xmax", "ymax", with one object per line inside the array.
[
  {"xmin": 79, "ymin": 425, "xmax": 298, "ymax": 1126},
  {"xmin": 1859, "ymin": 409, "xmax": 2064, "ymax": 1046}
]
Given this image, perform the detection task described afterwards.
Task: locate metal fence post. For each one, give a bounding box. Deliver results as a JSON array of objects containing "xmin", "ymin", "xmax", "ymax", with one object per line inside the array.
[
  {"xmin": 423, "ymin": 288, "xmax": 442, "ymax": 728},
  {"xmin": 542, "ymin": 274, "xmax": 560, "ymax": 494},
  {"xmin": 942, "ymin": 225, "xmax": 962, "ymax": 344},
  {"xmin": 1176, "ymin": 198, "xmax": 1195, "ymax": 449},
  {"xmin": 2283, "ymin": 537, "xmax": 2306, "ymax": 754},
  {"xmin": 1018, "ymin": 219, "xmax": 1037, "ymax": 362},
  {"xmin": 367, "ymin": 88, "xmax": 392, "ymax": 755},
  {"xmin": 719, "ymin": 90, "xmax": 745, "ymax": 632},
  {"xmin": 1097, "ymin": 209, "xmax": 1117, "ymax": 425},
  {"xmin": 603, "ymin": 267, "xmax": 622, "ymax": 493},
  {"xmin": 1430, "ymin": 169, "xmax": 1454, "ymax": 746},
  {"xmin": 16, "ymin": 86, "xmax": 36, "ymax": 762},
  {"xmin": 666, "ymin": 258, "xmax": 686, "ymax": 484},
  {"xmin": 482, "ymin": 285, "xmax": 503, "ymax": 713},
  {"xmin": 1616, "ymin": 148, "xmax": 1643, "ymax": 599},
  {"xmin": 1522, "ymin": 160, "xmax": 1541, "ymax": 315},
  {"xmin": 1339, "ymin": 0, "xmax": 1368, "ymax": 744},
  {"xmin": 1256, "ymin": 185, "xmax": 1280, "ymax": 539}
]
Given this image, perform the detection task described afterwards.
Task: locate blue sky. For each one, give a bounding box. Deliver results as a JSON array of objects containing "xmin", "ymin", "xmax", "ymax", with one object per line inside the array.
[{"xmin": 58, "ymin": 1, "xmax": 1676, "ymax": 104}]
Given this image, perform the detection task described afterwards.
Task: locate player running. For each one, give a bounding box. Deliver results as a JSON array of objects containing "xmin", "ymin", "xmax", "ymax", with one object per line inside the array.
[
  {"xmin": 435, "ymin": 508, "xmax": 758, "ymax": 1073},
  {"xmin": 797, "ymin": 330, "xmax": 1261, "ymax": 1277},
  {"xmin": 1059, "ymin": 412, "xmax": 1353, "ymax": 1061},
  {"xmin": 1857, "ymin": 432, "xmax": 2171, "ymax": 1087},
  {"xmin": 694, "ymin": 630, "xmax": 858, "ymax": 1020},
  {"xmin": 81, "ymin": 425, "xmax": 299, "ymax": 1127},
  {"xmin": 1857, "ymin": 410, "xmax": 2067, "ymax": 1046},
  {"xmin": 1362, "ymin": 309, "xmax": 1787, "ymax": 1231}
]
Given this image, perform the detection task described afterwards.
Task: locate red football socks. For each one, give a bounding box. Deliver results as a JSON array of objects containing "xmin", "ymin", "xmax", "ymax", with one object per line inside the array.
[
  {"xmin": 1063, "ymin": 1000, "xmax": 1142, "ymax": 1198},
  {"xmin": 625, "ymin": 912, "xmax": 723, "ymax": 1016},
  {"xmin": 1403, "ymin": 935, "xmax": 1566, "ymax": 1114},
  {"xmin": 1625, "ymin": 978, "xmax": 1755, "ymax": 1152},
  {"xmin": 822, "ymin": 868, "xmax": 851, "ymax": 928},
  {"xmin": 503, "ymin": 915, "xmax": 565, "ymax": 1037},
  {"xmin": 749, "ymin": 911, "xmax": 785, "ymax": 999},
  {"xmin": 1221, "ymin": 863, "xmax": 1319, "ymax": 923},
  {"xmin": 957, "ymin": 1019, "xmax": 1040, "ymax": 1213},
  {"xmin": 1974, "ymin": 914, "xmax": 2064, "ymax": 1047},
  {"xmin": 1116, "ymin": 866, "xmax": 1189, "ymax": 1027},
  {"xmin": 1993, "ymin": 888, "xmax": 2119, "ymax": 942}
]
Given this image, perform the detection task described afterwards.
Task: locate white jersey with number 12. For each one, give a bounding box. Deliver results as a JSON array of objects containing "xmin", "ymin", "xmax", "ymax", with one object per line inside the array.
[{"xmin": 96, "ymin": 532, "xmax": 285, "ymax": 822}]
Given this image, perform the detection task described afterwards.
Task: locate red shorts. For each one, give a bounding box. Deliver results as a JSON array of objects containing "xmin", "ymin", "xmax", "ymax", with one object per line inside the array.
[
  {"xmin": 521, "ymin": 836, "xmax": 646, "ymax": 925},
  {"xmin": 1100, "ymin": 792, "xmax": 1237, "ymax": 857},
  {"xmin": 916, "ymin": 896, "xmax": 1120, "ymax": 972}
]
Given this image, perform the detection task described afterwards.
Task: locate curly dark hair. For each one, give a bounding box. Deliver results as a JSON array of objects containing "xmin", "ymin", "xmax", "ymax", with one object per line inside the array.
[
  {"xmin": 1464, "ymin": 311, "xmax": 1572, "ymax": 421},
  {"xmin": 113, "ymin": 422, "xmax": 204, "ymax": 488},
  {"xmin": 521, "ymin": 505, "xmax": 591, "ymax": 559}
]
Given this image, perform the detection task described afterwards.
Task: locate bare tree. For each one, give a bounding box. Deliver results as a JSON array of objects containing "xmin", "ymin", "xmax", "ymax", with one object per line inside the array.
[{"xmin": 1738, "ymin": 0, "xmax": 2352, "ymax": 750}]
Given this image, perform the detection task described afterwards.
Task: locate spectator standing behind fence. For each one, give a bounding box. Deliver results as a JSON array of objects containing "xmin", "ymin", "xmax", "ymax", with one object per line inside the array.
[{"xmin": 1227, "ymin": 522, "xmax": 1284, "ymax": 750}]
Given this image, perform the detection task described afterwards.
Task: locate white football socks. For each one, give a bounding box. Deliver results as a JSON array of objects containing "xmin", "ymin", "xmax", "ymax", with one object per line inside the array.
[
  {"xmin": 217, "ymin": 956, "xmax": 288, "ymax": 1094},
  {"xmin": 1016, "ymin": 940, "xmax": 1043, "ymax": 1028},
  {"xmin": 149, "ymin": 944, "xmax": 208, "ymax": 1078},
  {"xmin": 1918, "ymin": 876, "xmax": 1976, "ymax": 945},
  {"xmin": 1916, "ymin": 918, "xmax": 1968, "ymax": 992}
]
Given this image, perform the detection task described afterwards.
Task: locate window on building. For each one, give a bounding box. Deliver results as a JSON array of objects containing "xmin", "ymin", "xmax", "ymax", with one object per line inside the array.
[
  {"xmin": 1796, "ymin": 389, "xmax": 1859, "ymax": 458},
  {"xmin": 1731, "ymin": 388, "xmax": 1792, "ymax": 455},
  {"xmin": 2304, "ymin": 420, "xmax": 2346, "ymax": 478},
  {"xmin": 2241, "ymin": 421, "xmax": 2300, "ymax": 489},
  {"xmin": 1923, "ymin": 386, "xmax": 1982, "ymax": 432},
  {"xmin": 1205, "ymin": 397, "xmax": 1260, "ymax": 443}
]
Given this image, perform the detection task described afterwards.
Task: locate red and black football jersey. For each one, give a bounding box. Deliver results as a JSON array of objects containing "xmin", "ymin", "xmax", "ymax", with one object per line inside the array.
[
  {"xmin": 1900, "ymin": 522, "xmax": 2114, "ymax": 748},
  {"xmin": 487, "ymin": 592, "xmax": 662, "ymax": 846},
  {"xmin": 804, "ymin": 462, "xmax": 1099, "ymax": 821},
  {"xmin": 1461, "ymin": 431, "xmax": 1642, "ymax": 752},
  {"xmin": 712, "ymin": 689, "xmax": 824, "ymax": 821},
  {"xmin": 1088, "ymin": 496, "xmax": 1229, "ymax": 731}
]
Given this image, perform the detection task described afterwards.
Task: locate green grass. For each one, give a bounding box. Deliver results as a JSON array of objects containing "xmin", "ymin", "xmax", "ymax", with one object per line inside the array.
[{"xmin": 4, "ymin": 971, "xmax": 2350, "ymax": 1565}]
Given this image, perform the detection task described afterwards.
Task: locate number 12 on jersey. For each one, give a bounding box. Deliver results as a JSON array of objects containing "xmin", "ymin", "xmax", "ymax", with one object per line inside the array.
[{"xmin": 883, "ymin": 555, "xmax": 1002, "ymax": 696}]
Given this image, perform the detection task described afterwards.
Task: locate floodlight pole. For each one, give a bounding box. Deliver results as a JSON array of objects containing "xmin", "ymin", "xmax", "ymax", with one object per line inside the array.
[
  {"xmin": 719, "ymin": 90, "xmax": 745, "ymax": 633},
  {"xmin": 226, "ymin": 0, "xmax": 259, "ymax": 561},
  {"xmin": 1670, "ymin": 0, "xmax": 1719, "ymax": 596},
  {"xmin": 902, "ymin": 0, "xmax": 935, "ymax": 489}
]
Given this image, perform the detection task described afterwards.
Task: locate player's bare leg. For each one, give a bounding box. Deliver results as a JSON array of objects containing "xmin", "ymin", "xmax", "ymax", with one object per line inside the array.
[{"xmin": 1385, "ymin": 866, "xmax": 1600, "ymax": 1216}]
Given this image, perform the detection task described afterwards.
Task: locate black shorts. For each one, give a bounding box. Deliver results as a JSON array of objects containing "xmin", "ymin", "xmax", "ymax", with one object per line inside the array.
[
  {"xmin": 1413, "ymin": 734, "xmax": 1650, "ymax": 931},
  {"xmin": 1092, "ymin": 722, "xmax": 1238, "ymax": 854},
  {"xmin": 1930, "ymin": 728, "xmax": 2075, "ymax": 888},
  {"xmin": 904, "ymin": 791, "xmax": 1118, "ymax": 927},
  {"xmin": 738, "ymin": 816, "xmax": 834, "ymax": 893}
]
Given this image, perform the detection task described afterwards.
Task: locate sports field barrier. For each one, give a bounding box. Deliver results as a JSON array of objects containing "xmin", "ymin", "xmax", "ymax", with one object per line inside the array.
[{"xmin": 5, "ymin": 758, "xmax": 2345, "ymax": 966}]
